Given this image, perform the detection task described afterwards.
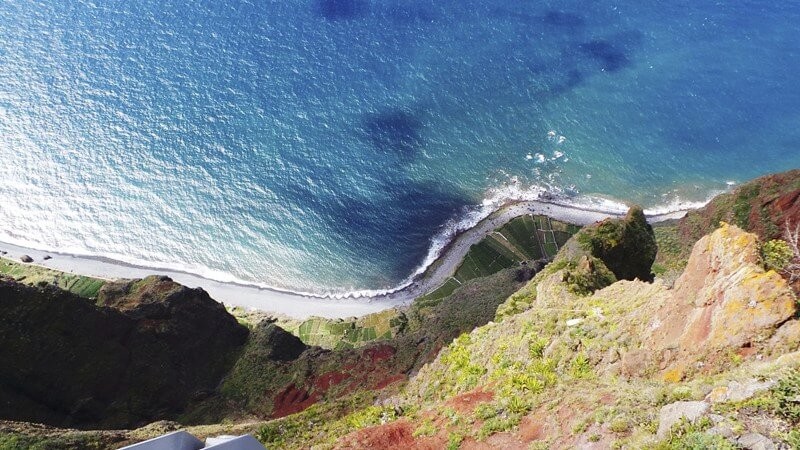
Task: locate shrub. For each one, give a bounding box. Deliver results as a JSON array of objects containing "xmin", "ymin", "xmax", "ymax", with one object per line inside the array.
[
  {"xmin": 784, "ymin": 429, "xmax": 800, "ymax": 448},
  {"xmin": 773, "ymin": 370, "xmax": 800, "ymax": 423},
  {"xmin": 474, "ymin": 402, "xmax": 498, "ymax": 420},
  {"xmin": 413, "ymin": 419, "xmax": 437, "ymax": 437},
  {"xmin": 761, "ymin": 239, "xmax": 793, "ymax": 272},
  {"xmin": 447, "ymin": 432, "xmax": 464, "ymax": 450},
  {"xmin": 569, "ymin": 352, "xmax": 593, "ymax": 379},
  {"xmin": 478, "ymin": 414, "xmax": 520, "ymax": 440},
  {"xmin": 609, "ymin": 417, "xmax": 630, "ymax": 433}
]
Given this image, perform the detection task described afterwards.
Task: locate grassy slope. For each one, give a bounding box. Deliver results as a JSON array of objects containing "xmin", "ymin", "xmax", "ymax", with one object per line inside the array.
[{"xmin": 0, "ymin": 258, "xmax": 105, "ymax": 299}]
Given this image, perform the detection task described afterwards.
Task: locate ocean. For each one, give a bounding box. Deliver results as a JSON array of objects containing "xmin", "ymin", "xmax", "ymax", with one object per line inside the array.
[{"xmin": 1, "ymin": 0, "xmax": 799, "ymax": 297}]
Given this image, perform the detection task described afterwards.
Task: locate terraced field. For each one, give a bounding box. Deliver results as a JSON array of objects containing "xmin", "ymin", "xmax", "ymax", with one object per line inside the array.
[
  {"xmin": 285, "ymin": 308, "xmax": 407, "ymax": 350},
  {"xmin": 0, "ymin": 258, "xmax": 106, "ymax": 299},
  {"xmin": 419, "ymin": 215, "xmax": 580, "ymax": 304}
]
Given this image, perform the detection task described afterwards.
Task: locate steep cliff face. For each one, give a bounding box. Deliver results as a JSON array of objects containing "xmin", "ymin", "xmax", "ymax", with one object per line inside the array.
[
  {"xmin": 638, "ymin": 224, "xmax": 797, "ymax": 379},
  {"xmin": 340, "ymin": 224, "xmax": 799, "ymax": 449},
  {"xmin": 0, "ymin": 276, "xmax": 248, "ymax": 429},
  {"xmin": 496, "ymin": 206, "xmax": 655, "ymax": 320},
  {"xmin": 678, "ymin": 169, "xmax": 800, "ymax": 247},
  {"xmin": 190, "ymin": 267, "xmax": 529, "ymax": 424},
  {"xmin": 641, "ymin": 223, "xmax": 797, "ymax": 378}
]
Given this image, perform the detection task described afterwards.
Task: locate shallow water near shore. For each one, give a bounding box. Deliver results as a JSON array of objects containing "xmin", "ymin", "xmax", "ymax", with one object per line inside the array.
[{"xmin": 1, "ymin": 1, "xmax": 799, "ymax": 296}]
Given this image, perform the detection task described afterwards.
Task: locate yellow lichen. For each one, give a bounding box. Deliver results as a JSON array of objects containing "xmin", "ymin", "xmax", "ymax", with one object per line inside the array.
[{"xmin": 662, "ymin": 366, "xmax": 684, "ymax": 383}]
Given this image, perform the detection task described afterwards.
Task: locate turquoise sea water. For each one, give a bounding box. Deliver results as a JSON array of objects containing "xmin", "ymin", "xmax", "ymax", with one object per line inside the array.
[{"xmin": 1, "ymin": 1, "xmax": 799, "ymax": 295}]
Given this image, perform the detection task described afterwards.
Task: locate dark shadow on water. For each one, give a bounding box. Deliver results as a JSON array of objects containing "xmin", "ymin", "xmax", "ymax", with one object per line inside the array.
[
  {"xmin": 314, "ymin": 0, "xmax": 369, "ymax": 21},
  {"xmin": 578, "ymin": 40, "xmax": 629, "ymax": 72},
  {"xmin": 322, "ymin": 179, "xmax": 470, "ymax": 281},
  {"xmin": 361, "ymin": 108, "xmax": 425, "ymax": 159},
  {"xmin": 577, "ymin": 30, "xmax": 643, "ymax": 73},
  {"xmin": 549, "ymin": 69, "xmax": 585, "ymax": 97}
]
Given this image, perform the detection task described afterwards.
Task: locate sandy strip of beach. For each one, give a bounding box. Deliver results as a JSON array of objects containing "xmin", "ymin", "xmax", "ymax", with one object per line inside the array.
[{"xmin": 0, "ymin": 200, "xmax": 688, "ymax": 319}]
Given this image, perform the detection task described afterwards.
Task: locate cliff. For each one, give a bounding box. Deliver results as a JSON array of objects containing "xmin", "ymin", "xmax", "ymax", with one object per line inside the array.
[
  {"xmin": 331, "ymin": 223, "xmax": 799, "ymax": 449},
  {"xmin": 0, "ymin": 276, "xmax": 248, "ymax": 430},
  {"xmin": 678, "ymin": 169, "xmax": 800, "ymax": 255}
]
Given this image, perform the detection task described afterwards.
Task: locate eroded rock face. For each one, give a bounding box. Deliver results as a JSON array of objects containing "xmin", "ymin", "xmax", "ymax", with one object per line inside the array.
[
  {"xmin": 678, "ymin": 169, "xmax": 800, "ymax": 245},
  {"xmin": 0, "ymin": 276, "xmax": 248, "ymax": 429},
  {"xmin": 642, "ymin": 223, "xmax": 797, "ymax": 376}
]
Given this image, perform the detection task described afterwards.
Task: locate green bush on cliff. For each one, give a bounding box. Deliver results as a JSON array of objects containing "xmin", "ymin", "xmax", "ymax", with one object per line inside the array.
[
  {"xmin": 761, "ymin": 239, "xmax": 793, "ymax": 272},
  {"xmin": 773, "ymin": 370, "xmax": 800, "ymax": 423},
  {"xmin": 575, "ymin": 206, "xmax": 657, "ymax": 282},
  {"xmin": 561, "ymin": 257, "xmax": 617, "ymax": 296}
]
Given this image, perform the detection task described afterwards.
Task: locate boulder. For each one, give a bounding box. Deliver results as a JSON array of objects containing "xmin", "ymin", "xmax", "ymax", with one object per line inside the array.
[
  {"xmin": 657, "ymin": 401, "xmax": 709, "ymax": 438},
  {"xmin": 738, "ymin": 433, "xmax": 778, "ymax": 450},
  {"xmin": 705, "ymin": 379, "xmax": 776, "ymax": 404},
  {"xmin": 19, "ymin": 255, "xmax": 33, "ymax": 263}
]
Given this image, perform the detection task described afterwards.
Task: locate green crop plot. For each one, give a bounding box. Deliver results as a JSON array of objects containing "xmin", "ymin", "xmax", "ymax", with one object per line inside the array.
[
  {"xmin": 290, "ymin": 308, "xmax": 407, "ymax": 350},
  {"xmin": 0, "ymin": 258, "xmax": 106, "ymax": 299},
  {"xmin": 451, "ymin": 215, "xmax": 579, "ymax": 285}
]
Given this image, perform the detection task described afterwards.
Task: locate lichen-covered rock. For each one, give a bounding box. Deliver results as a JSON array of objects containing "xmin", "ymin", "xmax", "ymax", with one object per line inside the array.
[
  {"xmin": 643, "ymin": 223, "xmax": 797, "ymax": 374},
  {"xmin": 767, "ymin": 320, "xmax": 800, "ymax": 355},
  {"xmin": 705, "ymin": 379, "xmax": 776, "ymax": 403}
]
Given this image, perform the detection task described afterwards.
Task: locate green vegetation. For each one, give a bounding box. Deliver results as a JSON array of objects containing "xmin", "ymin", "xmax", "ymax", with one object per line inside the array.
[
  {"xmin": 733, "ymin": 184, "xmax": 760, "ymax": 229},
  {"xmin": 285, "ymin": 308, "xmax": 407, "ymax": 349},
  {"xmin": 773, "ymin": 370, "xmax": 800, "ymax": 423},
  {"xmin": 729, "ymin": 369, "xmax": 800, "ymax": 425},
  {"xmin": 654, "ymin": 417, "xmax": 736, "ymax": 450},
  {"xmin": 0, "ymin": 432, "xmax": 110, "ymax": 450},
  {"xmin": 575, "ymin": 206, "xmax": 656, "ymax": 282},
  {"xmin": 252, "ymin": 391, "xmax": 408, "ymax": 449},
  {"xmin": 0, "ymin": 258, "xmax": 105, "ymax": 298},
  {"xmin": 761, "ymin": 239, "xmax": 793, "ymax": 273},
  {"xmin": 653, "ymin": 224, "xmax": 689, "ymax": 275},
  {"xmin": 413, "ymin": 418, "xmax": 437, "ymax": 437},
  {"xmin": 452, "ymin": 215, "xmax": 577, "ymax": 285}
]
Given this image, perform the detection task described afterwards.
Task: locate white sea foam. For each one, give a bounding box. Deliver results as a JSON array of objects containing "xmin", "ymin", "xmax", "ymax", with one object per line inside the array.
[{"xmin": 0, "ymin": 182, "xmax": 725, "ymax": 302}]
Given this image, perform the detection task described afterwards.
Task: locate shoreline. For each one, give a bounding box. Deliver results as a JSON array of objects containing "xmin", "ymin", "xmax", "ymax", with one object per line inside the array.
[{"xmin": 0, "ymin": 199, "xmax": 690, "ymax": 319}]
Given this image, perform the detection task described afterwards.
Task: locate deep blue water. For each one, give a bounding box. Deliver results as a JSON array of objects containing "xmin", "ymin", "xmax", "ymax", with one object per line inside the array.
[{"xmin": 1, "ymin": 0, "xmax": 799, "ymax": 295}]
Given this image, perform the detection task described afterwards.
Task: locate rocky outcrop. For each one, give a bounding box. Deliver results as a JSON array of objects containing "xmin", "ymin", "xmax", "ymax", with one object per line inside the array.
[
  {"xmin": 576, "ymin": 205, "xmax": 657, "ymax": 282},
  {"xmin": 640, "ymin": 223, "xmax": 797, "ymax": 377},
  {"xmin": 0, "ymin": 276, "xmax": 248, "ymax": 429}
]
